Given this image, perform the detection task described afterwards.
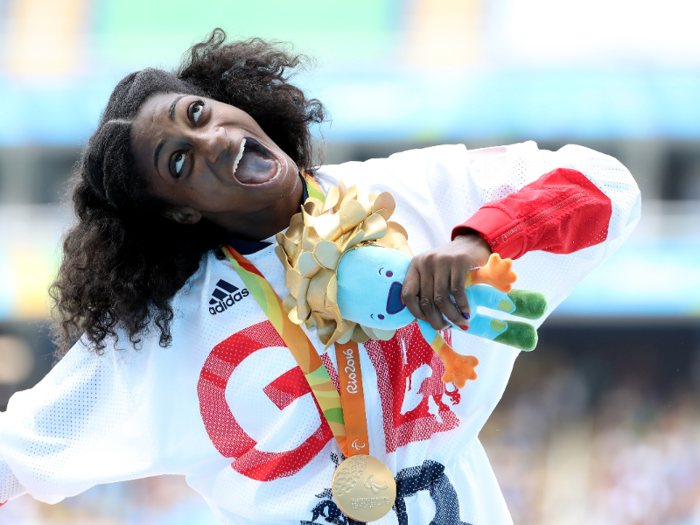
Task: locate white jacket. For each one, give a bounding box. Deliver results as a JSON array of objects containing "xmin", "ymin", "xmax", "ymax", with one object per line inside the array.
[{"xmin": 0, "ymin": 142, "xmax": 641, "ymax": 524}]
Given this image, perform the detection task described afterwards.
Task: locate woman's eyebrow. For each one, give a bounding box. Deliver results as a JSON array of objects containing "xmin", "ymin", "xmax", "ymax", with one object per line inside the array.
[
  {"xmin": 153, "ymin": 95, "xmax": 188, "ymax": 173},
  {"xmin": 168, "ymin": 94, "xmax": 187, "ymax": 121},
  {"xmin": 153, "ymin": 139, "xmax": 166, "ymax": 172}
]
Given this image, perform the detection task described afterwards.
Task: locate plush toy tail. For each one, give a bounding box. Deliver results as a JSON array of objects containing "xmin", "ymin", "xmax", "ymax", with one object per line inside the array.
[{"xmin": 417, "ymin": 321, "xmax": 478, "ymax": 389}]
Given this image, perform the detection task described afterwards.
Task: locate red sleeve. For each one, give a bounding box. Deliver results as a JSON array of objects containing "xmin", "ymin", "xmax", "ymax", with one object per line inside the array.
[{"xmin": 451, "ymin": 168, "xmax": 612, "ymax": 260}]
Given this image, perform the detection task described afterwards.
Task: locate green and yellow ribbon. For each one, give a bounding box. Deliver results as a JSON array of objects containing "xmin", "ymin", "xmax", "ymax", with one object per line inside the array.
[{"xmin": 222, "ymin": 175, "xmax": 349, "ymax": 455}]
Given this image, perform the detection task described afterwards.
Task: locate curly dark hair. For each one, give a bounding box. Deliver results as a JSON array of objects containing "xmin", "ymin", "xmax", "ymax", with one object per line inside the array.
[{"xmin": 50, "ymin": 29, "xmax": 325, "ymax": 357}]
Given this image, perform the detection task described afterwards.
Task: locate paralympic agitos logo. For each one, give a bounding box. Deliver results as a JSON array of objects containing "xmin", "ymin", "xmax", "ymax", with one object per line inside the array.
[{"xmin": 208, "ymin": 279, "xmax": 250, "ymax": 315}]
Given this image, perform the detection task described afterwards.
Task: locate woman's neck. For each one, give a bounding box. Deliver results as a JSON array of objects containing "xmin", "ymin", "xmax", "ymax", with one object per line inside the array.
[{"xmin": 214, "ymin": 174, "xmax": 306, "ymax": 241}]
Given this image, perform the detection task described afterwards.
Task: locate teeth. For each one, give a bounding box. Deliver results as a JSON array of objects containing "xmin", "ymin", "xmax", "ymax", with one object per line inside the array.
[{"xmin": 232, "ymin": 138, "xmax": 246, "ymax": 175}]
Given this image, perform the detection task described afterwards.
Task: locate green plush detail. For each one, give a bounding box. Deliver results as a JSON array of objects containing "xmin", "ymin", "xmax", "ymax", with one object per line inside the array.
[
  {"xmin": 497, "ymin": 299, "xmax": 514, "ymax": 312},
  {"xmin": 490, "ymin": 319, "xmax": 506, "ymax": 332},
  {"xmin": 507, "ymin": 290, "xmax": 548, "ymax": 320},
  {"xmin": 494, "ymin": 320, "xmax": 538, "ymax": 351},
  {"xmin": 323, "ymin": 407, "xmax": 345, "ymax": 424}
]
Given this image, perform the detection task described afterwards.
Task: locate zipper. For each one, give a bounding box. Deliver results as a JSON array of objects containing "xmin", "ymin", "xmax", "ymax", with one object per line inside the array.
[{"xmin": 495, "ymin": 191, "xmax": 588, "ymax": 245}]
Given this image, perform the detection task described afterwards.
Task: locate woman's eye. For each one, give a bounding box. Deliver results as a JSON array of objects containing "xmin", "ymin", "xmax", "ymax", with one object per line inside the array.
[
  {"xmin": 190, "ymin": 101, "xmax": 204, "ymax": 125},
  {"xmin": 172, "ymin": 152, "xmax": 186, "ymax": 177}
]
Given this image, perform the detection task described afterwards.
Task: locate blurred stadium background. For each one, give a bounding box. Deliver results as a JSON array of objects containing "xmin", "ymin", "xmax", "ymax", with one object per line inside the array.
[{"xmin": 0, "ymin": 0, "xmax": 699, "ymax": 523}]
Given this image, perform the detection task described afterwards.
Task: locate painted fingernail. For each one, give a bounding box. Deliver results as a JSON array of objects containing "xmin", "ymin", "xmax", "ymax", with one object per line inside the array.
[
  {"xmin": 459, "ymin": 325, "xmax": 469, "ymax": 331},
  {"xmin": 462, "ymin": 312, "xmax": 471, "ymax": 320}
]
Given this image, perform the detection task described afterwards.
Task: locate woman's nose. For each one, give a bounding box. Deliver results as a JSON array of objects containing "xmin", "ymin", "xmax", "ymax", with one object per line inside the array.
[{"xmin": 197, "ymin": 126, "xmax": 228, "ymax": 164}]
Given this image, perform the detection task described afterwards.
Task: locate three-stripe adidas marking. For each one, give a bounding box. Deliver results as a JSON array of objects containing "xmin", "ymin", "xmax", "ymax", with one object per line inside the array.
[{"xmin": 208, "ymin": 279, "xmax": 250, "ymax": 315}]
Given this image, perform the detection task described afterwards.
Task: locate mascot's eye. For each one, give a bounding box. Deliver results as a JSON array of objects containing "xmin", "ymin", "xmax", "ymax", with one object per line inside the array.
[
  {"xmin": 386, "ymin": 271, "xmax": 393, "ymax": 277},
  {"xmin": 378, "ymin": 314, "xmax": 385, "ymax": 320}
]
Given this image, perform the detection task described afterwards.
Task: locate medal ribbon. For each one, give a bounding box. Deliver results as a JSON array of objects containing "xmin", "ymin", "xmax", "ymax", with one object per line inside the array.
[
  {"xmin": 334, "ymin": 341, "xmax": 370, "ymax": 456},
  {"xmin": 222, "ymin": 175, "xmax": 370, "ymax": 458}
]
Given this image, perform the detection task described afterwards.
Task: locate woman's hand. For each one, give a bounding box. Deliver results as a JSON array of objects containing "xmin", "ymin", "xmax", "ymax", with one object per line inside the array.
[{"xmin": 401, "ymin": 230, "xmax": 492, "ymax": 331}]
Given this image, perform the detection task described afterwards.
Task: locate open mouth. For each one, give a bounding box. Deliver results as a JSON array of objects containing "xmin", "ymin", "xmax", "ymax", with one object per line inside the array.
[
  {"xmin": 232, "ymin": 137, "xmax": 282, "ymax": 185},
  {"xmin": 386, "ymin": 281, "xmax": 406, "ymax": 315}
]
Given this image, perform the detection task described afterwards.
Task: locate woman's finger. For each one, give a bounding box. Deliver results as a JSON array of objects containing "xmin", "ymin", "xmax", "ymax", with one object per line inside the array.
[
  {"xmin": 450, "ymin": 263, "xmax": 471, "ymax": 330},
  {"xmin": 419, "ymin": 270, "xmax": 450, "ymax": 331},
  {"xmin": 432, "ymin": 265, "xmax": 465, "ymax": 329},
  {"xmin": 401, "ymin": 261, "xmax": 425, "ymax": 321}
]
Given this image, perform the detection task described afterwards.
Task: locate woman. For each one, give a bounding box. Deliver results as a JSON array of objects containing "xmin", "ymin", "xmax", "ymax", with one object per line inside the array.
[{"xmin": 0, "ymin": 30, "xmax": 640, "ymax": 524}]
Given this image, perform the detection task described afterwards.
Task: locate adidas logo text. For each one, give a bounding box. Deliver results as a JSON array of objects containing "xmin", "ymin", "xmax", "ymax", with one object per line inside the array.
[{"xmin": 209, "ymin": 279, "xmax": 250, "ymax": 315}]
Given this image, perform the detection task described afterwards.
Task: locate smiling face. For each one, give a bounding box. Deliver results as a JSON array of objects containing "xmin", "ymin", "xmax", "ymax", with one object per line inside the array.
[{"xmin": 130, "ymin": 92, "xmax": 303, "ymax": 240}]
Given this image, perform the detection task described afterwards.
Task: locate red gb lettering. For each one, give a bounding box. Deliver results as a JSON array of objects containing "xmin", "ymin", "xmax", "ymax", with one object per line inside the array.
[
  {"xmin": 197, "ymin": 321, "xmax": 333, "ymax": 481},
  {"xmin": 364, "ymin": 324, "xmax": 461, "ymax": 453}
]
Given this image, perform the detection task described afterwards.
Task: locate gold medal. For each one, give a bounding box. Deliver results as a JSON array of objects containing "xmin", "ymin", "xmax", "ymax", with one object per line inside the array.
[{"xmin": 332, "ymin": 455, "xmax": 397, "ymax": 523}]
